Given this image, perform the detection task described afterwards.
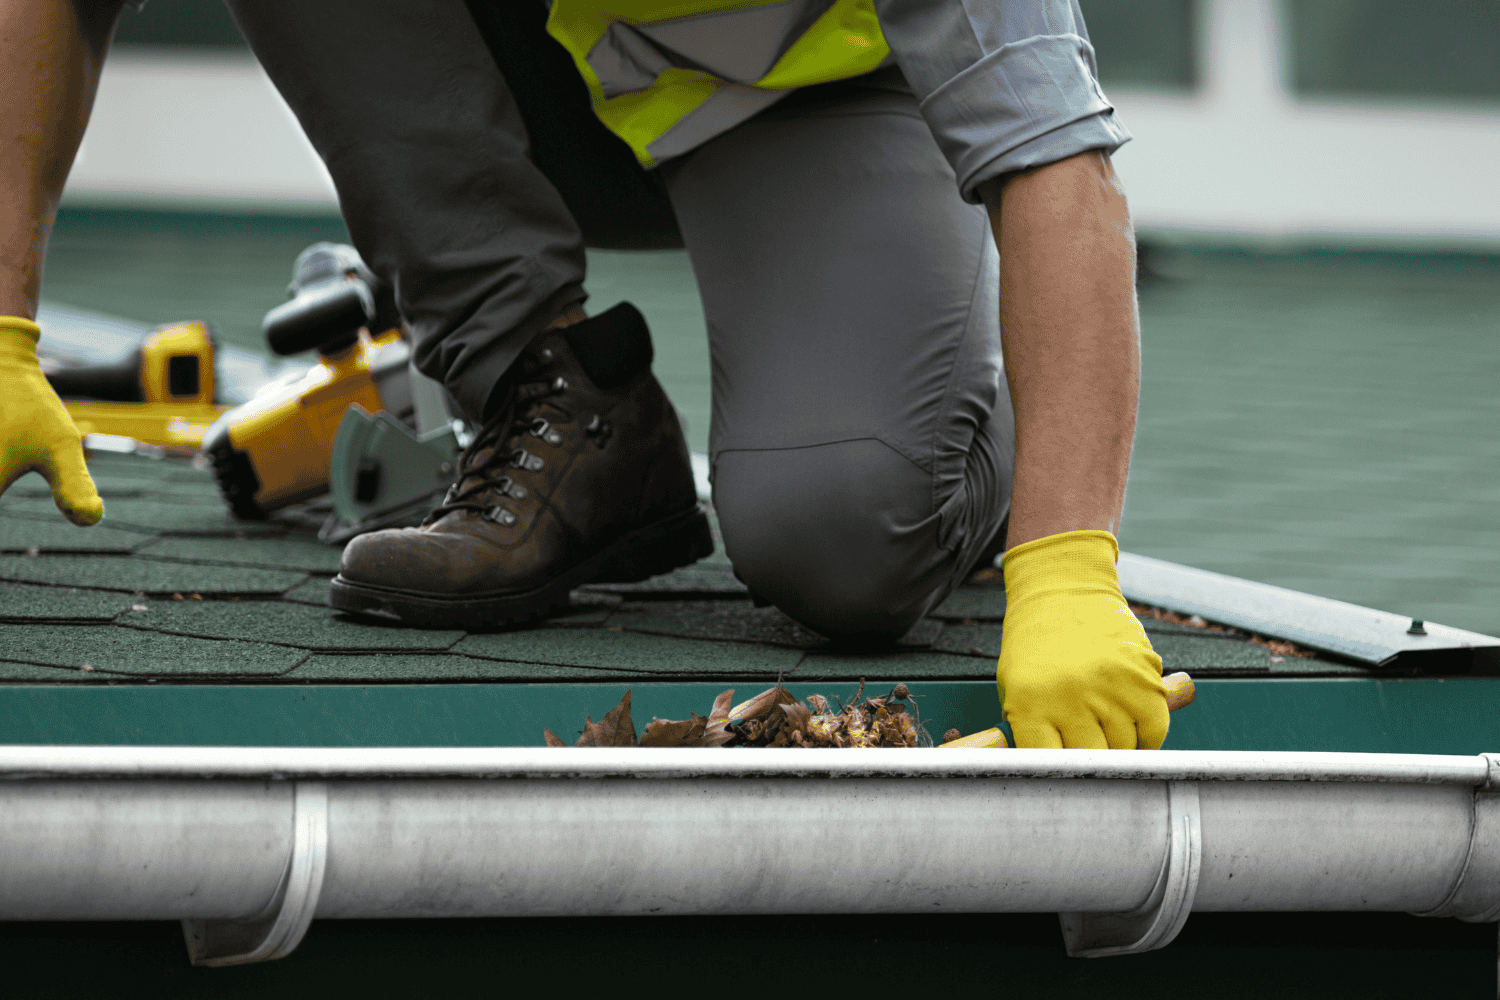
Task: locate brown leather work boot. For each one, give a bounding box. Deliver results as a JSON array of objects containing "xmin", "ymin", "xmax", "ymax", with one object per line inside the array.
[{"xmin": 329, "ymin": 303, "xmax": 712, "ymax": 628}]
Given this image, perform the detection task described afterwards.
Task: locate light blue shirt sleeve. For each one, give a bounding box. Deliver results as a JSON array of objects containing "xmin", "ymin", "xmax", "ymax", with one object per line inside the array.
[{"xmin": 874, "ymin": 0, "xmax": 1131, "ymax": 202}]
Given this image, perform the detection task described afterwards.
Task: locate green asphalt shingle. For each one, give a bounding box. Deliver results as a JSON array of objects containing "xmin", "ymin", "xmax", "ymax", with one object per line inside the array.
[
  {"xmin": 0, "ymin": 449, "xmax": 1364, "ymax": 686},
  {"xmin": 604, "ymin": 600, "xmax": 835, "ymax": 649},
  {"xmin": 0, "ymin": 661, "xmax": 113, "ymax": 682},
  {"xmin": 0, "ymin": 623, "xmax": 305, "ymax": 676},
  {"xmin": 544, "ymin": 593, "xmax": 622, "ymax": 625},
  {"xmin": 930, "ymin": 587, "xmax": 1007, "ymax": 621},
  {"xmin": 84, "ymin": 498, "xmax": 289, "ymax": 535},
  {"xmin": 932, "ymin": 622, "xmax": 1005, "ymax": 658},
  {"xmin": 455, "ymin": 628, "xmax": 803, "ymax": 677},
  {"xmin": 0, "ymin": 518, "xmax": 144, "ymax": 554},
  {"xmin": 0, "ymin": 496, "xmax": 285, "ymax": 536},
  {"xmin": 0, "ymin": 554, "xmax": 305, "ymax": 595},
  {"xmin": 582, "ymin": 531, "xmax": 747, "ymax": 598},
  {"xmin": 2, "ymin": 475, "xmax": 144, "ymax": 500},
  {"xmin": 285, "ymin": 653, "xmax": 645, "ymax": 682},
  {"xmin": 582, "ymin": 561, "xmax": 746, "ymax": 598},
  {"xmin": 137, "ymin": 534, "xmax": 345, "ymax": 573},
  {"xmin": 797, "ymin": 651, "xmax": 988, "ymax": 680},
  {"xmin": 1148, "ymin": 632, "xmax": 1271, "ymax": 671},
  {"xmin": 0, "ymin": 583, "xmax": 139, "ymax": 622},
  {"xmin": 118, "ymin": 599, "xmax": 466, "ymax": 651},
  {"xmin": 281, "ymin": 576, "xmax": 334, "ymax": 606}
]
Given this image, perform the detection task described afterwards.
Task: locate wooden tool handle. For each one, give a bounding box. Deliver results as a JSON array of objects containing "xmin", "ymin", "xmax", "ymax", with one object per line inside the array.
[
  {"xmin": 1164, "ymin": 671, "xmax": 1195, "ymax": 711},
  {"xmin": 940, "ymin": 671, "xmax": 1196, "ymax": 748}
]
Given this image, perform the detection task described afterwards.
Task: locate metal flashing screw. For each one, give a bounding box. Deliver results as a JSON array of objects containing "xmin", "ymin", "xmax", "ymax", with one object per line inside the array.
[{"xmin": 1407, "ymin": 619, "xmax": 1427, "ymax": 635}]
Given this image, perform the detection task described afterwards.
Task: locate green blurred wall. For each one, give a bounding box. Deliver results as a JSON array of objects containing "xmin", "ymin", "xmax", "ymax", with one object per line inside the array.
[{"xmin": 1285, "ymin": 0, "xmax": 1500, "ymax": 101}]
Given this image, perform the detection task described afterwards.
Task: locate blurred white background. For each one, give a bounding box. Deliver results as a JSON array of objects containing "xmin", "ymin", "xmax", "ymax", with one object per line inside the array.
[{"xmin": 66, "ymin": 0, "xmax": 1500, "ymax": 248}]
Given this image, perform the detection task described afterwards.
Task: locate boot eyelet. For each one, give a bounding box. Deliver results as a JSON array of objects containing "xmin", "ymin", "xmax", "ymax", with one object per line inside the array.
[
  {"xmin": 484, "ymin": 505, "xmax": 517, "ymax": 526},
  {"xmin": 510, "ymin": 448, "xmax": 545, "ymax": 472},
  {"xmin": 521, "ymin": 348, "xmax": 553, "ymax": 375},
  {"xmin": 508, "ymin": 484, "xmax": 527, "ymax": 500},
  {"xmin": 529, "ymin": 418, "xmax": 563, "ymax": 447},
  {"xmin": 586, "ymin": 415, "xmax": 613, "ymax": 448}
]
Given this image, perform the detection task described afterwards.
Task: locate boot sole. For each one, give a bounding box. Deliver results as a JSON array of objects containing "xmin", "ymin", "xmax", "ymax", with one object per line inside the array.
[{"xmin": 327, "ymin": 503, "xmax": 715, "ymax": 630}]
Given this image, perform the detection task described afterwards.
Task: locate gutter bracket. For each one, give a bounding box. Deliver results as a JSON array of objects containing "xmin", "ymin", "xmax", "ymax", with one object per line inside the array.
[
  {"xmin": 1059, "ymin": 781, "xmax": 1202, "ymax": 957},
  {"xmin": 182, "ymin": 781, "xmax": 328, "ymax": 967}
]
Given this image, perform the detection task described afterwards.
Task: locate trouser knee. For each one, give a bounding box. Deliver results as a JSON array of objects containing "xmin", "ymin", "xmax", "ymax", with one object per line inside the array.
[{"xmin": 714, "ymin": 440, "xmax": 955, "ymax": 643}]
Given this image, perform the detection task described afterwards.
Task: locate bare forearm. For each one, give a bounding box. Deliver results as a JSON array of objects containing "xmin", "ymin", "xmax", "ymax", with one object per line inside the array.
[
  {"xmin": 0, "ymin": 0, "xmax": 121, "ymax": 318},
  {"xmin": 978, "ymin": 151, "xmax": 1140, "ymax": 551}
]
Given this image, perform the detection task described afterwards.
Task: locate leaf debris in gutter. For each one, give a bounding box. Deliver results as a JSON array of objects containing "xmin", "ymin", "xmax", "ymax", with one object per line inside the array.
[{"xmin": 545, "ymin": 681, "xmax": 930, "ymax": 749}]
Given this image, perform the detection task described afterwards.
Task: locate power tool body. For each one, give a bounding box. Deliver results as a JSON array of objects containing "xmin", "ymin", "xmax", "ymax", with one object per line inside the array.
[
  {"xmin": 43, "ymin": 319, "xmax": 227, "ymax": 452},
  {"xmin": 201, "ymin": 244, "xmax": 463, "ymax": 538}
]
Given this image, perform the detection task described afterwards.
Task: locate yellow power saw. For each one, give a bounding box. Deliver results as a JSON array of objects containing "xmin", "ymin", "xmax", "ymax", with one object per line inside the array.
[
  {"xmin": 43, "ymin": 318, "xmax": 227, "ymax": 453},
  {"xmin": 201, "ymin": 243, "xmax": 467, "ymax": 542}
]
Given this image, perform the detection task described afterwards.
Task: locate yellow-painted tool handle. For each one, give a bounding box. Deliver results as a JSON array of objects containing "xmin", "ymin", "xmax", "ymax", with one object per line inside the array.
[
  {"xmin": 941, "ymin": 727, "xmax": 1010, "ymax": 749},
  {"xmin": 940, "ymin": 671, "xmax": 1196, "ymax": 748}
]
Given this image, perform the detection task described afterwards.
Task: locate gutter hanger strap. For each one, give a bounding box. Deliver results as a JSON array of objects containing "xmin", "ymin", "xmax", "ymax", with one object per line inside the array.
[
  {"xmin": 1061, "ymin": 782, "xmax": 1203, "ymax": 957},
  {"xmin": 182, "ymin": 782, "xmax": 328, "ymax": 967}
]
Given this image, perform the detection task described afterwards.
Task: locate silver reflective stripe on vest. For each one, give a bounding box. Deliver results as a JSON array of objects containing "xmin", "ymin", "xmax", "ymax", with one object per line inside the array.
[
  {"xmin": 644, "ymin": 84, "xmax": 792, "ymax": 162},
  {"xmin": 586, "ymin": 0, "xmax": 835, "ymax": 96},
  {"xmin": 588, "ymin": 23, "xmax": 671, "ymax": 98}
]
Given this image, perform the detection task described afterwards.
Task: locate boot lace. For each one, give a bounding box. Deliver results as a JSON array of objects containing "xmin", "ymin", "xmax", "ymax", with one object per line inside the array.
[{"xmin": 423, "ymin": 347, "xmax": 607, "ymax": 527}]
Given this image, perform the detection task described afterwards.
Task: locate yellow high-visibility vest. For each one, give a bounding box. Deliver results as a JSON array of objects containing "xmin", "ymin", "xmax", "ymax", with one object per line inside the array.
[{"xmin": 547, "ymin": 0, "xmax": 890, "ymax": 168}]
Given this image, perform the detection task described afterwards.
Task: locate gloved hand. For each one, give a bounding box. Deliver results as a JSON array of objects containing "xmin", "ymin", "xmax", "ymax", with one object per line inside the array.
[
  {"xmin": 0, "ymin": 316, "xmax": 103, "ymax": 525},
  {"xmin": 998, "ymin": 529, "xmax": 1167, "ymax": 749}
]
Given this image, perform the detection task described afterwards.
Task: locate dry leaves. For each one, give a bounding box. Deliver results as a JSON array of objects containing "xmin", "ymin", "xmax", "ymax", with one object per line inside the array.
[
  {"xmin": 639, "ymin": 689, "xmax": 736, "ymax": 748},
  {"xmin": 545, "ymin": 681, "xmax": 930, "ymax": 749},
  {"xmin": 545, "ymin": 690, "xmax": 638, "ymax": 747},
  {"xmin": 1130, "ymin": 602, "xmax": 1318, "ymax": 659}
]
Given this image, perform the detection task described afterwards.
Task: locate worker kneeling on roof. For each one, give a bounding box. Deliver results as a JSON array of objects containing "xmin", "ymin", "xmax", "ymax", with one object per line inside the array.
[{"xmin": 0, "ymin": 0, "xmax": 1168, "ymax": 750}]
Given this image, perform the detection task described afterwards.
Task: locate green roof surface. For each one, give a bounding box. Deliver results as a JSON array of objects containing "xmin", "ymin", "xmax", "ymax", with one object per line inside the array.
[
  {"xmin": 0, "ymin": 448, "xmax": 1372, "ymax": 688},
  {"xmin": 37, "ymin": 209, "xmax": 1500, "ymax": 638}
]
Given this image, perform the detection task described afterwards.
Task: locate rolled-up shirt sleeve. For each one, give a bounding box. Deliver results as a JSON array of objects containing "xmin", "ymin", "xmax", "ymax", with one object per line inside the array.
[{"xmin": 874, "ymin": 0, "xmax": 1130, "ymax": 202}]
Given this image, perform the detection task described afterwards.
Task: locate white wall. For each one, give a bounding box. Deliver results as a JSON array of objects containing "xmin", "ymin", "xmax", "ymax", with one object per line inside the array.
[
  {"xmin": 1109, "ymin": 0, "xmax": 1500, "ymax": 248},
  {"xmin": 63, "ymin": 1, "xmax": 1500, "ymax": 246},
  {"xmin": 65, "ymin": 48, "xmax": 337, "ymax": 212}
]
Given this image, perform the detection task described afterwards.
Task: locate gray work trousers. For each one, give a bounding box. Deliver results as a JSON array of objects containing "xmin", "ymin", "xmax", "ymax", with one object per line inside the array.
[{"xmin": 226, "ymin": 0, "xmax": 1014, "ymax": 640}]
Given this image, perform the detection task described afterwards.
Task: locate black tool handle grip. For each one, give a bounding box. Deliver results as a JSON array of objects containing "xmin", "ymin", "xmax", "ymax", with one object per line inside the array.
[
  {"xmin": 44, "ymin": 350, "xmax": 145, "ymax": 402},
  {"xmin": 263, "ymin": 279, "xmax": 372, "ymax": 357}
]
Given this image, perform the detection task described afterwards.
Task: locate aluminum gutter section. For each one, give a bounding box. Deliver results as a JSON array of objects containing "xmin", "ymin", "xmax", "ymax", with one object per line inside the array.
[
  {"xmin": 4, "ymin": 747, "xmax": 1500, "ymax": 965},
  {"xmin": 1118, "ymin": 551, "xmax": 1500, "ymax": 669}
]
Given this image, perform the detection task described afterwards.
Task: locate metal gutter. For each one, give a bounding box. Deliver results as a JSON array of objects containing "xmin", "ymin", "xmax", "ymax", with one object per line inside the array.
[
  {"xmin": 1119, "ymin": 552, "xmax": 1500, "ymax": 669},
  {"xmin": 4, "ymin": 747, "xmax": 1500, "ymax": 967},
  {"xmin": 0, "ymin": 745, "xmax": 1491, "ymax": 783}
]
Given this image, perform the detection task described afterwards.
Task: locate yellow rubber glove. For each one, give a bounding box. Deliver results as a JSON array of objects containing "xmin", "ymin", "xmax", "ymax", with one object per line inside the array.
[
  {"xmin": 998, "ymin": 529, "xmax": 1167, "ymax": 749},
  {"xmin": 0, "ymin": 316, "xmax": 103, "ymax": 525}
]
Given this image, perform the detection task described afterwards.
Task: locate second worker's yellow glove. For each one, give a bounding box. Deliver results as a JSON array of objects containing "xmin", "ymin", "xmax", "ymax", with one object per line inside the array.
[
  {"xmin": 998, "ymin": 529, "xmax": 1167, "ymax": 749},
  {"xmin": 0, "ymin": 316, "xmax": 103, "ymax": 525}
]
